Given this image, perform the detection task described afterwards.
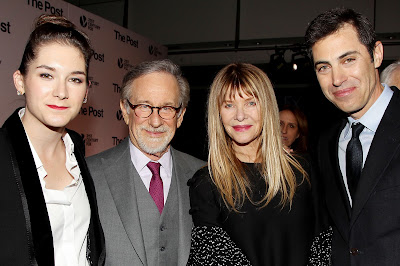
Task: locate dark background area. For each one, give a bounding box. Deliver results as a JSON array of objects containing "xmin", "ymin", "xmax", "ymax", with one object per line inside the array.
[{"xmin": 172, "ymin": 60, "xmax": 394, "ymax": 161}]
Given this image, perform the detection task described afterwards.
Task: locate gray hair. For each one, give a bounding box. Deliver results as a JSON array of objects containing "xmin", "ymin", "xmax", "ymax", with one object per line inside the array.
[
  {"xmin": 120, "ymin": 59, "xmax": 190, "ymax": 112},
  {"xmin": 380, "ymin": 60, "xmax": 400, "ymax": 85}
]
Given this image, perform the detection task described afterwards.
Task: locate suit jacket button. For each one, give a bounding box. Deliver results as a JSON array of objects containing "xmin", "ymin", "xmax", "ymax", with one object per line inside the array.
[
  {"xmin": 160, "ymin": 246, "xmax": 165, "ymax": 252},
  {"xmin": 350, "ymin": 248, "xmax": 359, "ymax": 255},
  {"xmin": 160, "ymin": 225, "xmax": 165, "ymax": 231}
]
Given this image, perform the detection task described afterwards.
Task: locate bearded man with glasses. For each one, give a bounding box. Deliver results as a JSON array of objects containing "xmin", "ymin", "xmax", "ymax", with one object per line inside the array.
[{"xmin": 87, "ymin": 59, "xmax": 204, "ymax": 266}]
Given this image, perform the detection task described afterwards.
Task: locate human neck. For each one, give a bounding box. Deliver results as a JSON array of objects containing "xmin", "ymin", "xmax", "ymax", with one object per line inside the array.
[
  {"xmin": 21, "ymin": 115, "xmax": 65, "ymax": 156},
  {"xmin": 233, "ymin": 143, "xmax": 258, "ymax": 163}
]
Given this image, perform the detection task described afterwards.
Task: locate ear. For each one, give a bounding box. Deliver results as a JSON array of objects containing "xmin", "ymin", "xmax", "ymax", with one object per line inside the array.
[
  {"xmin": 373, "ymin": 41, "xmax": 383, "ymax": 69},
  {"xmin": 120, "ymin": 100, "xmax": 130, "ymax": 125},
  {"xmin": 176, "ymin": 108, "xmax": 186, "ymax": 128},
  {"xmin": 84, "ymin": 88, "xmax": 88, "ymax": 101},
  {"xmin": 13, "ymin": 70, "xmax": 25, "ymax": 95}
]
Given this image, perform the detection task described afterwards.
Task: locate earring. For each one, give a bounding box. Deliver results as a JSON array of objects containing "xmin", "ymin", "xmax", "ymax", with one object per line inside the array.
[
  {"xmin": 17, "ymin": 91, "xmax": 22, "ymax": 96},
  {"xmin": 83, "ymin": 97, "xmax": 87, "ymax": 104}
]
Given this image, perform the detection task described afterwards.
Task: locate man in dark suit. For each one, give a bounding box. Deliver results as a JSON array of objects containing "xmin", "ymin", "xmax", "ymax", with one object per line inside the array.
[
  {"xmin": 305, "ymin": 8, "xmax": 400, "ymax": 265},
  {"xmin": 87, "ymin": 59, "xmax": 204, "ymax": 266}
]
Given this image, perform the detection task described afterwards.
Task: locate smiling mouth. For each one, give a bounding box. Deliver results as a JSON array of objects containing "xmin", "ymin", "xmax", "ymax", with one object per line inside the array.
[
  {"xmin": 333, "ymin": 87, "xmax": 356, "ymax": 98},
  {"xmin": 233, "ymin": 125, "xmax": 252, "ymax": 132},
  {"xmin": 48, "ymin": 105, "xmax": 68, "ymax": 110},
  {"xmin": 145, "ymin": 130, "xmax": 166, "ymax": 137}
]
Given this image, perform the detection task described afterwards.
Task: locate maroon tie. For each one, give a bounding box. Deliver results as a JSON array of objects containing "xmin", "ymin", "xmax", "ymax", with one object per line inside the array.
[{"xmin": 147, "ymin": 162, "xmax": 164, "ymax": 214}]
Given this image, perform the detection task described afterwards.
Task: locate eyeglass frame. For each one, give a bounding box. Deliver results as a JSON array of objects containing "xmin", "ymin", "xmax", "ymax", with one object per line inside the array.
[{"xmin": 126, "ymin": 99, "xmax": 182, "ymax": 120}]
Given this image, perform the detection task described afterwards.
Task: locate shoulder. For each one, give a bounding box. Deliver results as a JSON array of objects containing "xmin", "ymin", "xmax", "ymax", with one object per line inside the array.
[
  {"xmin": 188, "ymin": 166, "xmax": 217, "ymax": 198},
  {"xmin": 319, "ymin": 119, "xmax": 346, "ymax": 141},
  {"xmin": 171, "ymin": 147, "xmax": 206, "ymax": 170},
  {"xmin": 87, "ymin": 137, "xmax": 130, "ymax": 166},
  {"xmin": 66, "ymin": 129, "xmax": 85, "ymax": 153}
]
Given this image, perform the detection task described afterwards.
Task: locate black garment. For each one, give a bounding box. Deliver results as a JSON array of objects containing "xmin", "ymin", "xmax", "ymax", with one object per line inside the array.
[
  {"xmin": 317, "ymin": 87, "xmax": 400, "ymax": 265},
  {"xmin": 0, "ymin": 109, "xmax": 105, "ymax": 265},
  {"xmin": 189, "ymin": 158, "xmax": 320, "ymax": 266}
]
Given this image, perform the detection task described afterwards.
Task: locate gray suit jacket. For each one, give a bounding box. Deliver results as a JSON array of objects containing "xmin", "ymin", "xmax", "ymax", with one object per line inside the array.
[{"xmin": 87, "ymin": 138, "xmax": 204, "ymax": 266}]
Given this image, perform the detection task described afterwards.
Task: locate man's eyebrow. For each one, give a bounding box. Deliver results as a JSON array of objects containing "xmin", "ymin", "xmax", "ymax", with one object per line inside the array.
[
  {"xmin": 314, "ymin": 60, "xmax": 329, "ymax": 69},
  {"xmin": 338, "ymin": 50, "xmax": 358, "ymax": 60},
  {"xmin": 314, "ymin": 51, "xmax": 359, "ymax": 69}
]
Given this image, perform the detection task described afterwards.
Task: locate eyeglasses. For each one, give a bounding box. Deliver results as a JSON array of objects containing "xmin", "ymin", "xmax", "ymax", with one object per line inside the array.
[{"xmin": 127, "ymin": 99, "xmax": 181, "ymax": 120}]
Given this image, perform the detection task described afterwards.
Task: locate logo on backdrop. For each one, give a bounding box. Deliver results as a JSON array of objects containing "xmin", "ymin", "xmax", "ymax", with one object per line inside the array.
[
  {"xmin": 112, "ymin": 136, "xmax": 123, "ymax": 146},
  {"xmin": 92, "ymin": 50, "xmax": 105, "ymax": 63},
  {"xmin": 80, "ymin": 16, "xmax": 88, "ymax": 28},
  {"xmin": 1, "ymin": 21, "xmax": 11, "ymax": 34},
  {"xmin": 88, "ymin": 76, "xmax": 100, "ymax": 88},
  {"xmin": 79, "ymin": 15, "xmax": 100, "ymax": 31},
  {"xmin": 79, "ymin": 106, "xmax": 104, "ymax": 118},
  {"xmin": 114, "ymin": 30, "xmax": 139, "ymax": 48},
  {"xmin": 81, "ymin": 133, "xmax": 99, "ymax": 147},
  {"xmin": 116, "ymin": 110, "xmax": 123, "ymax": 121},
  {"xmin": 117, "ymin": 57, "xmax": 133, "ymax": 70},
  {"xmin": 149, "ymin": 45, "xmax": 162, "ymax": 57},
  {"xmin": 113, "ymin": 82, "xmax": 121, "ymax": 93},
  {"xmin": 27, "ymin": 0, "xmax": 64, "ymax": 16}
]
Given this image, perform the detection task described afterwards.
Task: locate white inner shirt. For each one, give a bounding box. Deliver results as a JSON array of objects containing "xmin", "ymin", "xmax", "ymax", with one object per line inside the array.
[{"xmin": 20, "ymin": 109, "xmax": 90, "ymax": 266}]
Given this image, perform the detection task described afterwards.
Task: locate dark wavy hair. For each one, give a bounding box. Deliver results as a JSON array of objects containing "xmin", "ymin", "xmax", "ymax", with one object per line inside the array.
[{"xmin": 305, "ymin": 7, "xmax": 376, "ymax": 62}]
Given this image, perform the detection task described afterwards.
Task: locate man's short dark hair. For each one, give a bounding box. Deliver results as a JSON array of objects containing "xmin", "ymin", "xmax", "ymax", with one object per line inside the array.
[{"xmin": 305, "ymin": 7, "xmax": 376, "ymax": 61}]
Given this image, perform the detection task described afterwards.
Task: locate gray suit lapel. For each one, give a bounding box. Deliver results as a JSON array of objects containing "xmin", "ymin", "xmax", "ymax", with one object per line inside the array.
[
  {"xmin": 102, "ymin": 139, "xmax": 147, "ymax": 265},
  {"xmin": 351, "ymin": 90, "xmax": 400, "ymax": 226},
  {"xmin": 171, "ymin": 148, "xmax": 193, "ymax": 265}
]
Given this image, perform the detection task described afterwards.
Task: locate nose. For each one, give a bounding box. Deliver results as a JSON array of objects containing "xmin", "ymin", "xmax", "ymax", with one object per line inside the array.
[
  {"xmin": 281, "ymin": 123, "xmax": 287, "ymax": 134},
  {"xmin": 53, "ymin": 80, "xmax": 69, "ymax": 100},
  {"xmin": 235, "ymin": 106, "xmax": 246, "ymax": 122},
  {"xmin": 148, "ymin": 109, "xmax": 163, "ymax": 128},
  {"xmin": 332, "ymin": 67, "xmax": 346, "ymax": 87}
]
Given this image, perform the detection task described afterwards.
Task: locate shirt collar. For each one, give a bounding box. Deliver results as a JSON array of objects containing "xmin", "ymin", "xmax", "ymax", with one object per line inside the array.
[
  {"xmin": 345, "ymin": 83, "xmax": 393, "ymax": 136},
  {"xmin": 129, "ymin": 139, "xmax": 173, "ymax": 175},
  {"xmin": 18, "ymin": 108, "xmax": 80, "ymax": 183}
]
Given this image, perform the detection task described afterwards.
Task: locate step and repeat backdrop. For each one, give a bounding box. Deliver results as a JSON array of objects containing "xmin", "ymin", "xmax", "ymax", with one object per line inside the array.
[{"xmin": 0, "ymin": 0, "xmax": 167, "ymax": 156}]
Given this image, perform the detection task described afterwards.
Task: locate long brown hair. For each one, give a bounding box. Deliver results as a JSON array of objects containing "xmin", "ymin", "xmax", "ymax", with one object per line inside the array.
[
  {"xmin": 280, "ymin": 105, "xmax": 309, "ymax": 153},
  {"xmin": 207, "ymin": 63, "xmax": 308, "ymax": 212}
]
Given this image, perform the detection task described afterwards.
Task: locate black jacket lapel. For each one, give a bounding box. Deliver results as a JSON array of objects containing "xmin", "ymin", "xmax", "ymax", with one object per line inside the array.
[
  {"xmin": 321, "ymin": 119, "xmax": 352, "ymax": 241},
  {"xmin": 3, "ymin": 109, "xmax": 54, "ymax": 266},
  {"xmin": 351, "ymin": 88, "xmax": 400, "ymax": 225}
]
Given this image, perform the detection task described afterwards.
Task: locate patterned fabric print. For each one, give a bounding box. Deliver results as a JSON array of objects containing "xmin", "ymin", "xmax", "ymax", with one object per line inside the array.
[
  {"xmin": 187, "ymin": 226, "xmax": 252, "ymax": 266},
  {"xmin": 308, "ymin": 226, "xmax": 333, "ymax": 266}
]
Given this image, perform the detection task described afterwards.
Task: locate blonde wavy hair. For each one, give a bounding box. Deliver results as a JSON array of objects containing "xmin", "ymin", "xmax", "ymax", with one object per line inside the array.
[{"xmin": 207, "ymin": 63, "xmax": 308, "ymax": 212}]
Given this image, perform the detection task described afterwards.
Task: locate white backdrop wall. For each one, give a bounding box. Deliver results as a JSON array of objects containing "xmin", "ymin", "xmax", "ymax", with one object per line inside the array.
[{"xmin": 0, "ymin": 0, "xmax": 167, "ymax": 156}]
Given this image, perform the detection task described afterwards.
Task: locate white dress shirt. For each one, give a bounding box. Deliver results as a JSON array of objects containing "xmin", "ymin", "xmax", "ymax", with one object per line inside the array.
[
  {"xmin": 129, "ymin": 141, "xmax": 173, "ymax": 203},
  {"xmin": 338, "ymin": 84, "xmax": 393, "ymax": 205},
  {"xmin": 19, "ymin": 109, "xmax": 90, "ymax": 266}
]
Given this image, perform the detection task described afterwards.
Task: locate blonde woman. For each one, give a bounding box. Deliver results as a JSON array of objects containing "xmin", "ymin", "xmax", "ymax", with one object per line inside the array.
[{"xmin": 188, "ymin": 63, "xmax": 325, "ymax": 265}]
